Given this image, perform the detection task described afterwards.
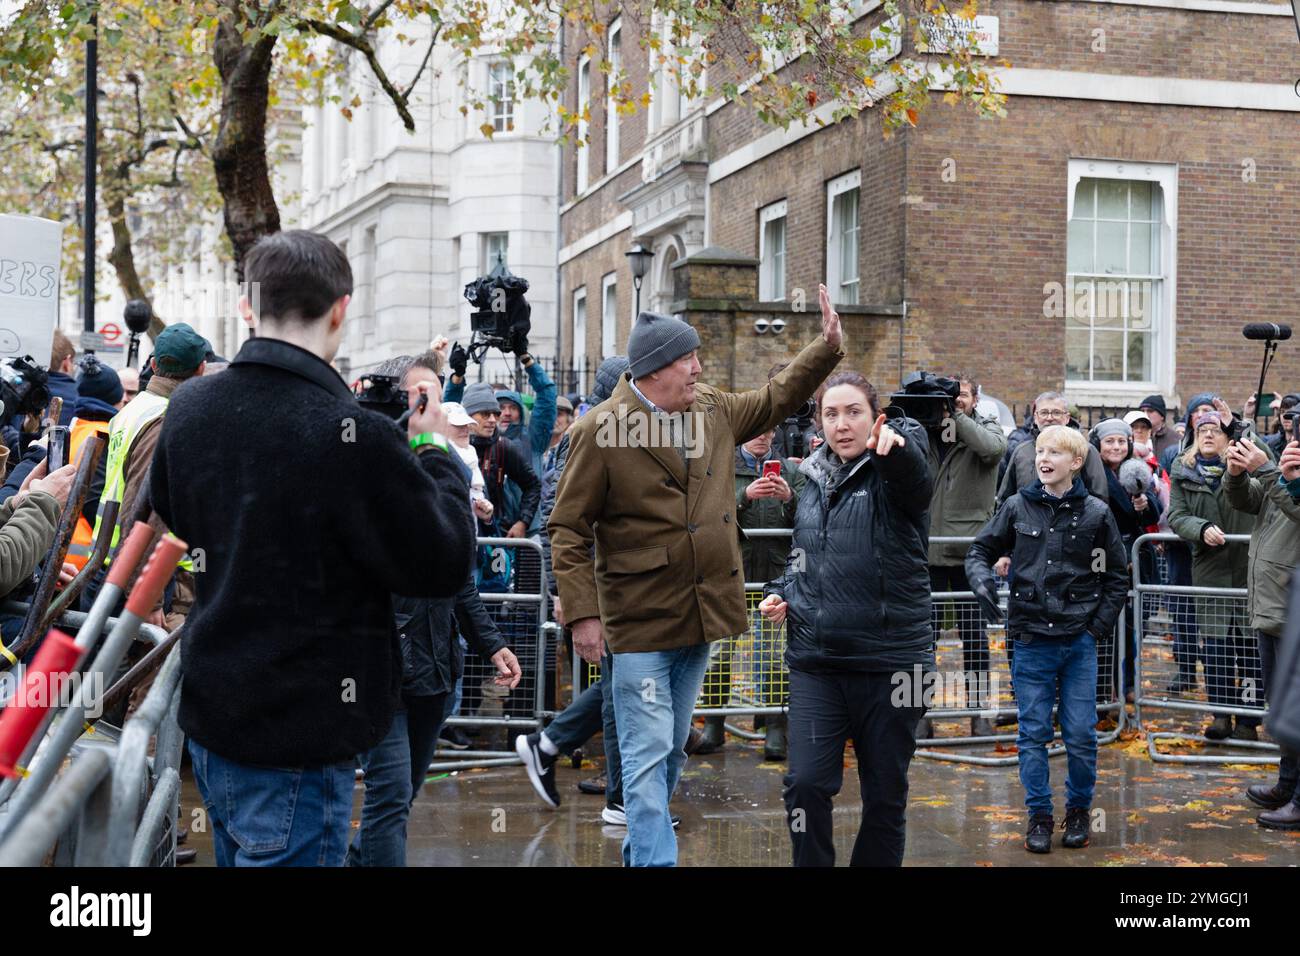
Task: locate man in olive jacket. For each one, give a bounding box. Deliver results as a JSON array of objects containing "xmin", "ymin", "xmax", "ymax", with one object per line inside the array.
[
  {"xmin": 550, "ymin": 286, "xmax": 843, "ymax": 866},
  {"xmin": 1225, "ymin": 437, "xmax": 1300, "ymax": 829},
  {"xmin": 924, "ymin": 375, "xmax": 1007, "ymax": 738}
]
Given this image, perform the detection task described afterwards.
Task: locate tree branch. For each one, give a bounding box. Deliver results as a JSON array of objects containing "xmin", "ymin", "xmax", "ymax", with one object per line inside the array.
[
  {"xmin": 363, "ymin": 0, "xmax": 401, "ymax": 32},
  {"xmin": 402, "ymin": 21, "xmax": 442, "ymax": 100},
  {"xmin": 299, "ymin": 19, "xmax": 414, "ymax": 130}
]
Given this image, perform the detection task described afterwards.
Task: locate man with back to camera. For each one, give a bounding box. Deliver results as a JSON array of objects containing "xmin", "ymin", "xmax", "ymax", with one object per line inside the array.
[{"xmin": 149, "ymin": 230, "xmax": 477, "ymax": 867}]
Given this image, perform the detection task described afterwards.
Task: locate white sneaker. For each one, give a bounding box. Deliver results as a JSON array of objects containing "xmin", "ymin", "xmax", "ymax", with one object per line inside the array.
[{"xmin": 601, "ymin": 802, "xmax": 680, "ymax": 828}]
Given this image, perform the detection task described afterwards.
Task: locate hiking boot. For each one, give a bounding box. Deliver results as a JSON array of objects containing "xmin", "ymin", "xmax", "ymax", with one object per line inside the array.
[
  {"xmin": 1257, "ymin": 800, "xmax": 1300, "ymax": 831},
  {"xmin": 764, "ymin": 716, "xmax": 788, "ymax": 761},
  {"xmin": 1062, "ymin": 807, "xmax": 1091, "ymax": 849},
  {"xmin": 577, "ymin": 773, "xmax": 607, "ymax": 796},
  {"xmin": 438, "ymin": 727, "xmax": 471, "ymax": 750},
  {"xmin": 1232, "ymin": 721, "xmax": 1259, "ymax": 742},
  {"xmin": 1024, "ymin": 814, "xmax": 1053, "ymax": 854},
  {"xmin": 694, "ymin": 716, "xmax": 725, "ymax": 754},
  {"xmin": 515, "ymin": 732, "xmax": 560, "ymax": 809},
  {"xmin": 1203, "ymin": 715, "xmax": 1233, "ymax": 741},
  {"xmin": 684, "ymin": 724, "xmax": 707, "ymax": 756},
  {"xmin": 1247, "ymin": 782, "xmax": 1294, "ymax": 810},
  {"xmin": 970, "ymin": 716, "xmax": 996, "ymax": 738}
]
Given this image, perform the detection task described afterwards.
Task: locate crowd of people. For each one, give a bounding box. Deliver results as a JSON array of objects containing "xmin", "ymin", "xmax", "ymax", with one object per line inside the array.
[{"xmin": 2, "ymin": 227, "xmax": 1299, "ymax": 868}]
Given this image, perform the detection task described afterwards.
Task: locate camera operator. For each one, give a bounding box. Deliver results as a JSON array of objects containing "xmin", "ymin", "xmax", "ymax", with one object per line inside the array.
[
  {"xmin": 443, "ymin": 335, "xmax": 557, "ymax": 538},
  {"xmin": 150, "ymin": 230, "xmax": 478, "ymax": 867},
  {"xmin": 918, "ymin": 373, "xmax": 1007, "ymax": 739},
  {"xmin": 348, "ymin": 353, "xmax": 521, "ymax": 867}
]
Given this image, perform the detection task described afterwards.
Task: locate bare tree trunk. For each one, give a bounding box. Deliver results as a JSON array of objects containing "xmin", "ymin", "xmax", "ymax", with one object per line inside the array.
[
  {"xmin": 104, "ymin": 179, "xmax": 167, "ymax": 342},
  {"xmin": 211, "ymin": 15, "xmax": 279, "ymax": 280}
]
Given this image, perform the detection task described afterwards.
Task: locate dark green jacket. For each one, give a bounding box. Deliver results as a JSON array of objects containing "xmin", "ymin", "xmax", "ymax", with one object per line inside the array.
[
  {"xmin": 1166, "ymin": 456, "xmax": 1251, "ymax": 589},
  {"xmin": 1224, "ymin": 461, "xmax": 1300, "ymax": 637},
  {"xmin": 734, "ymin": 446, "xmax": 803, "ymax": 584},
  {"xmin": 927, "ymin": 409, "xmax": 1007, "ymax": 566},
  {"xmin": 0, "ymin": 492, "xmax": 60, "ymax": 598}
]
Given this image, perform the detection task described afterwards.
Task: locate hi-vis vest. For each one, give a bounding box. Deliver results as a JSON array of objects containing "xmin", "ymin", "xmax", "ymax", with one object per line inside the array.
[
  {"xmin": 90, "ymin": 390, "xmax": 193, "ymax": 571},
  {"xmin": 65, "ymin": 416, "xmax": 111, "ymax": 571}
]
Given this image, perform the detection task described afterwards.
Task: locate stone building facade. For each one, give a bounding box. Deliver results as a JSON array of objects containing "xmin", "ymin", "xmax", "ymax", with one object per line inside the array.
[{"xmin": 559, "ymin": 0, "xmax": 1300, "ymax": 416}]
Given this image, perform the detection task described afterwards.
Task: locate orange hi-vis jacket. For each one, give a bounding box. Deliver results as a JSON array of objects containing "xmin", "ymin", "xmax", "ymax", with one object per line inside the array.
[{"xmin": 65, "ymin": 416, "xmax": 110, "ymax": 571}]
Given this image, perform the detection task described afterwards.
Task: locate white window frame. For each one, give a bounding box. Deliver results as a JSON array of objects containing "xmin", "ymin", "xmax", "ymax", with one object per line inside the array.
[
  {"xmin": 826, "ymin": 170, "xmax": 861, "ymax": 306},
  {"xmin": 606, "ymin": 19, "xmax": 621, "ymax": 174},
  {"xmin": 759, "ymin": 200, "xmax": 787, "ymax": 301},
  {"xmin": 483, "ymin": 232, "xmax": 508, "ymax": 272},
  {"xmin": 1064, "ymin": 158, "xmax": 1178, "ymax": 401},
  {"xmin": 572, "ymin": 287, "xmax": 587, "ymax": 364},
  {"xmin": 489, "ymin": 61, "xmax": 515, "ymax": 133},
  {"xmin": 601, "ymin": 273, "xmax": 618, "ymax": 357},
  {"xmin": 576, "ymin": 56, "xmax": 591, "ymax": 194}
]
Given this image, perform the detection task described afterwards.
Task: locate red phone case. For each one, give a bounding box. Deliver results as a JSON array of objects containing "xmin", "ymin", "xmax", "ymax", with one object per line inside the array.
[{"xmin": 762, "ymin": 461, "xmax": 781, "ymax": 479}]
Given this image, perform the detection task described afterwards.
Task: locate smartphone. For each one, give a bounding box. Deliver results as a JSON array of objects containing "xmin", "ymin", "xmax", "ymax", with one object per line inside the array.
[
  {"xmin": 762, "ymin": 460, "xmax": 782, "ymax": 480},
  {"xmin": 1259, "ymin": 393, "xmax": 1277, "ymax": 418},
  {"xmin": 47, "ymin": 426, "xmax": 69, "ymax": 472}
]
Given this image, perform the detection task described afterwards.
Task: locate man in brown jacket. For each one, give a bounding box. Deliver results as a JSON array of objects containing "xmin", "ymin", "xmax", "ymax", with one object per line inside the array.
[{"xmin": 549, "ymin": 284, "xmax": 843, "ymax": 866}]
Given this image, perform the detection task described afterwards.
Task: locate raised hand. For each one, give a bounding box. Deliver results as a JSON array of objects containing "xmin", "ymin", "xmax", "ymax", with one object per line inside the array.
[{"xmin": 818, "ymin": 283, "xmax": 843, "ymax": 349}]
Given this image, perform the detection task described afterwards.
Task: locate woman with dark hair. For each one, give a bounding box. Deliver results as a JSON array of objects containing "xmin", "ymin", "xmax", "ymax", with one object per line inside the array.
[{"xmin": 759, "ymin": 370, "xmax": 933, "ymax": 866}]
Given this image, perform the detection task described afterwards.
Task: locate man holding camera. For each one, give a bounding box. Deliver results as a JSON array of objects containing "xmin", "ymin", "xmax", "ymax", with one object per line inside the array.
[
  {"xmin": 150, "ymin": 230, "xmax": 477, "ymax": 866},
  {"xmin": 917, "ymin": 374, "xmax": 1007, "ymax": 739},
  {"xmin": 550, "ymin": 288, "xmax": 843, "ymax": 866}
]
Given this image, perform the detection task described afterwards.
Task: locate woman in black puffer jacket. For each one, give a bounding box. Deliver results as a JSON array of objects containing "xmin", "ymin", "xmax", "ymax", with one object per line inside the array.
[{"xmin": 760, "ymin": 370, "xmax": 934, "ymax": 867}]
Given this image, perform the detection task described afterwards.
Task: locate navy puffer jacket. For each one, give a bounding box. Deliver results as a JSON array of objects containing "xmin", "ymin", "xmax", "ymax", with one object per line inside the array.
[{"xmin": 767, "ymin": 415, "xmax": 934, "ymax": 673}]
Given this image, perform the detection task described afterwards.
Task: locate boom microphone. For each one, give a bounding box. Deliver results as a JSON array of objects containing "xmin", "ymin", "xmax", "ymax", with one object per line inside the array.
[
  {"xmin": 1242, "ymin": 323, "xmax": 1293, "ymax": 341},
  {"xmin": 1118, "ymin": 458, "xmax": 1152, "ymax": 498}
]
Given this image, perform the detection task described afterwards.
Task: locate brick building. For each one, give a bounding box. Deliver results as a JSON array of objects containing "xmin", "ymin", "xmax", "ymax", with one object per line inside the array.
[{"xmin": 558, "ymin": 0, "xmax": 1300, "ymax": 419}]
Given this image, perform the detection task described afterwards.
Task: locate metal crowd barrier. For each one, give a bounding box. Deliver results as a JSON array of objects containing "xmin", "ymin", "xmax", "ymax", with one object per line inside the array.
[
  {"xmin": 0, "ymin": 526, "xmax": 188, "ymax": 866},
  {"xmin": 1131, "ymin": 532, "xmax": 1280, "ymax": 766},
  {"xmin": 426, "ymin": 536, "xmax": 558, "ymax": 773},
  {"xmin": 564, "ymin": 530, "xmax": 1127, "ymax": 766},
  {"xmin": 564, "ymin": 528, "xmax": 1123, "ymax": 764}
]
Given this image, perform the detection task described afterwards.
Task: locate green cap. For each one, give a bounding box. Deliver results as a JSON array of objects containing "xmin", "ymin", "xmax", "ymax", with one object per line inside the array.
[{"xmin": 153, "ymin": 323, "xmax": 210, "ymax": 376}]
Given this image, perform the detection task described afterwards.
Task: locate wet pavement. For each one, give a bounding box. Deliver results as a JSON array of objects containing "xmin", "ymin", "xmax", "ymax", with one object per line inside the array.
[{"xmin": 178, "ymin": 711, "xmax": 1300, "ymax": 867}]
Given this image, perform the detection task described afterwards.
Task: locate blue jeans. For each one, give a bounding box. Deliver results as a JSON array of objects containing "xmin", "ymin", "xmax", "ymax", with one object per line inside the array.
[
  {"xmin": 188, "ymin": 738, "xmax": 355, "ymax": 867},
  {"xmin": 346, "ymin": 693, "xmax": 448, "ymax": 867},
  {"xmin": 610, "ymin": 642, "xmax": 710, "ymax": 866},
  {"xmin": 1012, "ymin": 632, "xmax": 1098, "ymax": 818},
  {"xmin": 348, "ymin": 711, "xmax": 411, "ymax": 867}
]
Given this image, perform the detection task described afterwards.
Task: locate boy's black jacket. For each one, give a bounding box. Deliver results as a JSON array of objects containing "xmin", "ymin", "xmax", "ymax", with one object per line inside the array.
[{"xmin": 966, "ymin": 476, "xmax": 1128, "ymax": 640}]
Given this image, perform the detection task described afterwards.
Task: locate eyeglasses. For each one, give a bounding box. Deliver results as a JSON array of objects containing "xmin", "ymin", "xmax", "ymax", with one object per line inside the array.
[{"xmin": 1036, "ymin": 409, "xmax": 1069, "ymax": 421}]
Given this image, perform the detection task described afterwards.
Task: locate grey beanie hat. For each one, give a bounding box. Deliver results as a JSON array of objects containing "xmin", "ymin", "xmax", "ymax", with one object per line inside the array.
[
  {"xmin": 462, "ymin": 382, "xmax": 501, "ymax": 416},
  {"xmin": 592, "ymin": 355, "xmax": 630, "ymax": 403},
  {"xmin": 626, "ymin": 311, "xmax": 701, "ymax": 379},
  {"xmin": 1092, "ymin": 418, "xmax": 1133, "ymax": 443}
]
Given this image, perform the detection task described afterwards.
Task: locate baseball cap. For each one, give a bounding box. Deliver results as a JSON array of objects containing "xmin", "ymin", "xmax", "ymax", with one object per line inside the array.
[
  {"xmin": 153, "ymin": 323, "xmax": 210, "ymax": 376},
  {"xmin": 442, "ymin": 402, "xmax": 474, "ymax": 427},
  {"xmin": 1123, "ymin": 410, "xmax": 1152, "ymax": 428}
]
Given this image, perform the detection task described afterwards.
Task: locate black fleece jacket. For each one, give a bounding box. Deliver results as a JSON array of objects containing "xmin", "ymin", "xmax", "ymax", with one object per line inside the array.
[
  {"xmin": 967, "ymin": 477, "xmax": 1128, "ymax": 641},
  {"xmin": 767, "ymin": 416, "xmax": 935, "ymax": 673},
  {"xmin": 150, "ymin": 337, "xmax": 476, "ymax": 767}
]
